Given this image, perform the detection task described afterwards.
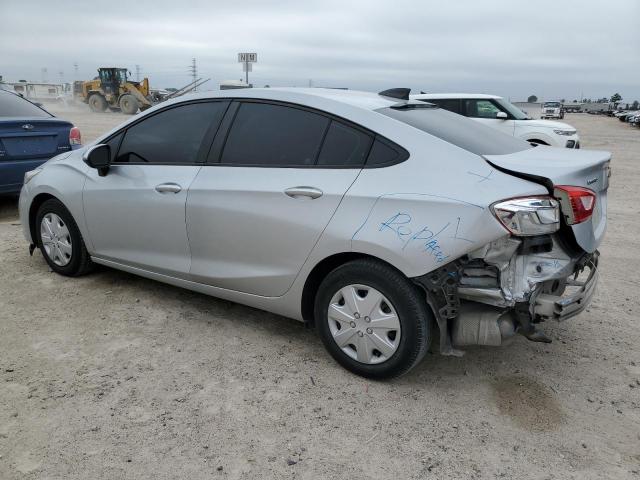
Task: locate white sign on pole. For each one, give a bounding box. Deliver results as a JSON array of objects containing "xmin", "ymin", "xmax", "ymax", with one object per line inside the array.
[{"xmin": 238, "ymin": 53, "xmax": 257, "ymax": 63}]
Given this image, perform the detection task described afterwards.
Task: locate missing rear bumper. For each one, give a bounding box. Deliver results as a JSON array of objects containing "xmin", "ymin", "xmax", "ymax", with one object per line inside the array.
[
  {"xmin": 413, "ymin": 237, "xmax": 599, "ymax": 354},
  {"xmin": 532, "ymin": 253, "xmax": 598, "ymax": 322}
]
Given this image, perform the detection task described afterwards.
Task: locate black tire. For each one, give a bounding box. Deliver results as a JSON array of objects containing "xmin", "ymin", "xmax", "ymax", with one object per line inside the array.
[
  {"xmin": 314, "ymin": 259, "xmax": 432, "ymax": 379},
  {"xmin": 88, "ymin": 94, "xmax": 107, "ymax": 112},
  {"xmin": 119, "ymin": 94, "xmax": 138, "ymax": 115},
  {"xmin": 35, "ymin": 198, "xmax": 93, "ymax": 276}
]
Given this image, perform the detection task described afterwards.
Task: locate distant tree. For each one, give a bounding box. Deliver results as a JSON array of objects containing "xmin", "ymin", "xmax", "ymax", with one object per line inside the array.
[
  {"xmin": 560, "ymin": 98, "xmax": 566, "ymax": 103},
  {"xmin": 610, "ymin": 93, "xmax": 622, "ymax": 104},
  {"xmin": 573, "ymin": 99, "xmax": 578, "ymax": 103},
  {"xmin": 527, "ymin": 95, "xmax": 538, "ymax": 103},
  {"xmin": 632, "ymin": 100, "xmax": 639, "ymax": 110}
]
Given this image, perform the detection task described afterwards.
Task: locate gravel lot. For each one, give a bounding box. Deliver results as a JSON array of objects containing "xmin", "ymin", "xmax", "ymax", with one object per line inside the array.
[{"xmin": 1, "ymin": 106, "xmax": 639, "ymax": 479}]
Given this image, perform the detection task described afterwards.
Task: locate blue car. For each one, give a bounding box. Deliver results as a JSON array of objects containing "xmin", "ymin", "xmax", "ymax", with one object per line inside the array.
[{"xmin": 0, "ymin": 89, "xmax": 81, "ymax": 194}]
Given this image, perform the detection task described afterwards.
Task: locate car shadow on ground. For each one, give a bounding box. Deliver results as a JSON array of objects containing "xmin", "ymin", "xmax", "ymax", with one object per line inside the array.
[{"xmin": 0, "ymin": 196, "xmax": 19, "ymax": 222}]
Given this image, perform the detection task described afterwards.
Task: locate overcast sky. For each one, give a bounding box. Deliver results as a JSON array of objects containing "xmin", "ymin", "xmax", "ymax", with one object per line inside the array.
[{"xmin": 1, "ymin": 0, "xmax": 639, "ymax": 102}]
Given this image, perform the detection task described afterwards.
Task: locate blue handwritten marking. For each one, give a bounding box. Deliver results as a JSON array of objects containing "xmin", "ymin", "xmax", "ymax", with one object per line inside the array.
[
  {"xmin": 379, "ymin": 212, "xmax": 450, "ymax": 263},
  {"xmin": 351, "ymin": 193, "xmax": 484, "ymax": 243},
  {"xmin": 467, "ymin": 169, "xmax": 494, "ymax": 183},
  {"xmin": 450, "ymin": 217, "xmax": 474, "ymax": 244}
]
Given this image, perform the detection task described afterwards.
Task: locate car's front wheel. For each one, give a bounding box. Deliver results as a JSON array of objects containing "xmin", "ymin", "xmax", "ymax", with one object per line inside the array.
[
  {"xmin": 315, "ymin": 259, "xmax": 432, "ymax": 379},
  {"xmin": 36, "ymin": 199, "xmax": 93, "ymax": 276}
]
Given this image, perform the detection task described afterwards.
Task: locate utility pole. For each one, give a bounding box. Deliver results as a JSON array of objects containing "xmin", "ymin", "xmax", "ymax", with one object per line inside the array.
[
  {"xmin": 41, "ymin": 68, "xmax": 48, "ymax": 83},
  {"xmin": 135, "ymin": 64, "xmax": 141, "ymax": 82},
  {"xmin": 189, "ymin": 58, "xmax": 197, "ymax": 91},
  {"xmin": 73, "ymin": 62, "xmax": 78, "ymax": 81},
  {"xmin": 58, "ymin": 71, "xmax": 64, "ymax": 83}
]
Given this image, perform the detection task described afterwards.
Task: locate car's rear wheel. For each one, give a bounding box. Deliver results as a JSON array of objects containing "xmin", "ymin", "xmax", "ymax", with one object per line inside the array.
[
  {"xmin": 36, "ymin": 199, "xmax": 93, "ymax": 276},
  {"xmin": 315, "ymin": 259, "xmax": 431, "ymax": 379},
  {"xmin": 88, "ymin": 94, "xmax": 107, "ymax": 112}
]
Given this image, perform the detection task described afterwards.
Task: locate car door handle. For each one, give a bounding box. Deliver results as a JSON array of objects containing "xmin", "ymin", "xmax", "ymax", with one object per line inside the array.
[
  {"xmin": 284, "ymin": 186, "xmax": 323, "ymax": 199},
  {"xmin": 155, "ymin": 183, "xmax": 182, "ymax": 194}
]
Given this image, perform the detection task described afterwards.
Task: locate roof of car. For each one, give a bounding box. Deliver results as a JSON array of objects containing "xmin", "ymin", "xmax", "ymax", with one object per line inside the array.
[
  {"xmin": 410, "ymin": 93, "xmax": 502, "ymax": 100},
  {"xmin": 186, "ymin": 87, "xmax": 407, "ymax": 111}
]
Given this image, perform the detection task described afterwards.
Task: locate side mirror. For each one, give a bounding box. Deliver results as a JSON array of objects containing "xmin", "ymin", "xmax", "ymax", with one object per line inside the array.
[
  {"xmin": 83, "ymin": 144, "xmax": 111, "ymax": 176},
  {"xmin": 496, "ymin": 111, "xmax": 508, "ymax": 120}
]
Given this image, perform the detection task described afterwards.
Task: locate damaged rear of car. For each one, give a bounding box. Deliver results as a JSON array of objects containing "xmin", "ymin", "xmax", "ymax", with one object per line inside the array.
[{"xmin": 378, "ymin": 101, "xmax": 610, "ymax": 357}]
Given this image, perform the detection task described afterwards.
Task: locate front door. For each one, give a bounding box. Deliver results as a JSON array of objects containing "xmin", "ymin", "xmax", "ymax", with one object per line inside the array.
[
  {"xmin": 187, "ymin": 101, "xmax": 372, "ymax": 296},
  {"xmin": 82, "ymin": 100, "xmax": 229, "ymax": 276}
]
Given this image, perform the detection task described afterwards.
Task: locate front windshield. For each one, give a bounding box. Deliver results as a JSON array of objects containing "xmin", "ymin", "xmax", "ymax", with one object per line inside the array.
[
  {"xmin": 494, "ymin": 98, "xmax": 530, "ymax": 120},
  {"xmin": 544, "ymin": 102, "xmax": 561, "ymax": 108}
]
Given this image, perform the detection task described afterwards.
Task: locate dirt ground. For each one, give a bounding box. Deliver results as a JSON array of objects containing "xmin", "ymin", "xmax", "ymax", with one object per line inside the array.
[{"xmin": 1, "ymin": 106, "xmax": 639, "ymax": 479}]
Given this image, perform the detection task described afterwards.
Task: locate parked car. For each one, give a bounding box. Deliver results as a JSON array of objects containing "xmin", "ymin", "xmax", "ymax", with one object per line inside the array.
[
  {"xmin": 410, "ymin": 93, "xmax": 580, "ymax": 148},
  {"xmin": 0, "ymin": 89, "xmax": 81, "ymax": 194},
  {"xmin": 540, "ymin": 101, "xmax": 564, "ymax": 119},
  {"xmin": 19, "ymin": 88, "xmax": 609, "ymax": 378}
]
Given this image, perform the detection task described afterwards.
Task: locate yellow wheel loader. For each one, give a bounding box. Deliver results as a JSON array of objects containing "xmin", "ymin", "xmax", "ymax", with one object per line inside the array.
[{"xmin": 74, "ymin": 67, "xmax": 154, "ymax": 114}]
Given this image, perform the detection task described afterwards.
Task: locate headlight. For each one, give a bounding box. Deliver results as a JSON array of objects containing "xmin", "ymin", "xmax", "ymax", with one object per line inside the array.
[
  {"xmin": 491, "ymin": 196, "xmax": 560, "ymax": 236},
  {"xmin": 554, "ymin": 129, "xmax": 577, "ymax": 136},
  {"xmin": 23, "ymin": 168, "xmax": 43, "ymax": 185}
]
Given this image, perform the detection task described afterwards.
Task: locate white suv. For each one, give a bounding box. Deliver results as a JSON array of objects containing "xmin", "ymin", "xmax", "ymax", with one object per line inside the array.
[{"xmin": 410, "ymin": 93, "xmax": 580, "ymax": 148}]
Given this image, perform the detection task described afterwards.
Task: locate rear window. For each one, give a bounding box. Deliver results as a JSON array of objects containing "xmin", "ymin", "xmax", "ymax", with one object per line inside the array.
[
  {"xmin": 377, "ymin": 106, "xmax": 531, "ymax": 156},
  {"xmin": 0, "ymin": 91, "xmax": 52, "ymax": 118}
]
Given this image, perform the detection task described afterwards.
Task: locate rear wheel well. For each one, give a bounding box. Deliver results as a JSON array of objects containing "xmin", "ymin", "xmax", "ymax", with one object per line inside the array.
[
  {"xmin": 29, "ymin": 193, "xmax": 57, "ymax": 245},
  {"xmin": 301, "ymin": 252, "xmax": 408, "ymax": 327}
]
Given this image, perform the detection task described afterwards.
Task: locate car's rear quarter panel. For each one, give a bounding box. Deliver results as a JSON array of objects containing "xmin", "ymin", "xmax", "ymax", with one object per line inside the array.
[{"xmin": 279, "ymin": 124, "xmax": 549, "ymax": 320}]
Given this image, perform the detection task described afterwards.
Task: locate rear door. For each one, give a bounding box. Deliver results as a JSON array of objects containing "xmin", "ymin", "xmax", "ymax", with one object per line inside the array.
[
  {"xmin": 82, "ymin": 100, "xmax": 229, "ymax": 276},
  {"xmin": 186, "ymin": 100, "xmax": 372, "ymax": 296},
  {"xmin": 463, "ymin": 98, "xmax": 516, "ymax": 136}
]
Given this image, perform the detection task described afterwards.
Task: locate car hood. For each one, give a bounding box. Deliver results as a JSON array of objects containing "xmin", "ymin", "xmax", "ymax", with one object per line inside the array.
[{"xmin": 484, "ymin": 147, "xmax": 611, "ymax": 253}]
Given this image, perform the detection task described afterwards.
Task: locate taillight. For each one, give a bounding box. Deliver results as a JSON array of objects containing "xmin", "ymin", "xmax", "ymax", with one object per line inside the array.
[
  {"xmin": 554, "ymin": 186, "xmax": 596, "ymax": 225},
  {"xmin": 69, "ymin": 127, "xmax": 81, "ymax": 146},
  {"xmin": 491, "ymin": 196, "xmax": 560, "ymax": 236}
]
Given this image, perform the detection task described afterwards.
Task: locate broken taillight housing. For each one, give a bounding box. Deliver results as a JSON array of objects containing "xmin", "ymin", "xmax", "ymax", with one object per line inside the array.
[
  {"xmin": 69, "ymin": 127, "xmax": 81, "ymax": 146},
  {"xmin": 554, "ymin": 185, "xmax": 596, "ymax": 224},
  {"xmin": 491, "ymin": 196, "xmax": 560, "ymax": 236}
]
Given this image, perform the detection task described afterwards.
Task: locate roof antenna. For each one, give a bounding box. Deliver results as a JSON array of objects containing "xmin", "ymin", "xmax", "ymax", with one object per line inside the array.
[{"xmin": 378, "ymin": 88, "xmax": 410, "ymax": 100}]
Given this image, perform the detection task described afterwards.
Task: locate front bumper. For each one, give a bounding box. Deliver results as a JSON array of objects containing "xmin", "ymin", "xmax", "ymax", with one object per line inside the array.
[
  {"xmin": 18, "ymin": 184, "xmax": 33, "ymax": 243},
  {"xmin": 532, "ymin": 254, "xmax": 598, "ymax": 321}
]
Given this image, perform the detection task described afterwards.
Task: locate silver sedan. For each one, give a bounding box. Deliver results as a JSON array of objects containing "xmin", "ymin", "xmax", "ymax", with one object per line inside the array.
[{"xmin": 19, "ymin": 88, "xmax": 609, "ymax": 378}]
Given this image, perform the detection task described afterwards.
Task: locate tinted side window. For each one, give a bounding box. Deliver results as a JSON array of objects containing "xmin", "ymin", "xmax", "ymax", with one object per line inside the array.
[
  {"xmin": 366, "ymin": 138, "xmax": 407, "ymax": 166},
  {"xmin": 426, "ymin": 99, "xmax": 461, "ymax": 114},
  {"xmin": 317, "ymin": 121, "xmax": 372, "ymax": 167},
  {"xmin": 464, "ymin": 99, "xmax": 503, "ymax": 119},
  {"xmin": 105, "ymin": 132, "xmax": 123, "ymax": 163},
  {"xmin": 220, "ymin": 103, "xmax": 329, "ymax": 166},
  {"xmin": 115, "ymin": 101, "xmax": 228, "ymax": 164}
]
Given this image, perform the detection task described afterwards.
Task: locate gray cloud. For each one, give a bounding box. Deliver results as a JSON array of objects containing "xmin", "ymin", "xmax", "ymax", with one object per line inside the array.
[{"xmin": 1, "ymin": 0, "xmax": 638, "ymax": 101}]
